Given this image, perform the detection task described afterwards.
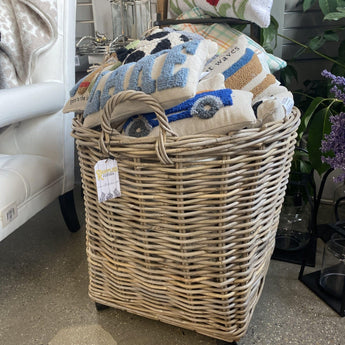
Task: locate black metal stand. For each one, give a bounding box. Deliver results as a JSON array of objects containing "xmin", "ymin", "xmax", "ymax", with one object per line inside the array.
[
  {"xmin": 154, "ymin": 17, "xmax": 251, "ymax": 26},
  {"xmin": 272, "ymin": 236, "xmax": 317, "ymax": 266},
  {"xmin": 299, "ymin": 222, "xmax": 345, "ymax": 317},
  {"xmin": 272, "ymin": 169, "xmax": 317, "ymax": 266},
  {"xmin": 300, "ymin": 269, "xmax": 345, "ymax": 317},
  {"xmin": 298, "ymin": 168, "xmax": 345, "ymax": 317},
  {"xmin": 154, "ymin": 17, "xmax": 260, "ymax": 43},
  {"xmin": 59, "ymin": 189, "xmax": 81, "ymax": 232}
]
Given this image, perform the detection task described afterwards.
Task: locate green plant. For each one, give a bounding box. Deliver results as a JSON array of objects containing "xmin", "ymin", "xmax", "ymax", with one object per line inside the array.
[{"xmin": 261, "ymin": 0, "xmax": 345, "ymax": 179}]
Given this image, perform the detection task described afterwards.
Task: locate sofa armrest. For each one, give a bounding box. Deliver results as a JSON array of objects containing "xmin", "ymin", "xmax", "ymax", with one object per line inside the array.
[{"xmin": 0, "ymin": 82, "xmax": 65, "ymax": 128}]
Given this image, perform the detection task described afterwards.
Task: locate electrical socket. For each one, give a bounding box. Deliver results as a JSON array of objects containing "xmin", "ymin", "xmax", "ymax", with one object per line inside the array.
[{"xmin": 1, "ymin": 202, "xmax": 18, "ymax": 227}]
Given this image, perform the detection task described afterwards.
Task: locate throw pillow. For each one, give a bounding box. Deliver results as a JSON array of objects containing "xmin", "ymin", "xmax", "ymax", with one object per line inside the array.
[
  {"xmin": 63, "ymin": 58, "xmax": 121, "ymax": 114},
  {"xmin": 170, "ymin": 7, "xmax": 286, "ymax": 73},
  {"xmin": 169, "ymin": 0, "xmax": 273, "ymax": 28},
  {"xmin": 122, "ymin": 89, "xmax": 257, "ymax": 137},
  {"xmin": 204, "ymin": 36, "xmax": 294, "ymax": 122},
  {"xmin": 122, "ymin": 28, "xmax": 203, "ymax": 64},
  {"xmin": 82, "ymin": 39, "xmax": 218, "ymax": 128},
  {"xmin": 63, "ymin": 32, "xmax": 207, "ymax": 116},
  {"xmin": 204, "ymin": 36, "xmax": 277, "ymax": 100}
]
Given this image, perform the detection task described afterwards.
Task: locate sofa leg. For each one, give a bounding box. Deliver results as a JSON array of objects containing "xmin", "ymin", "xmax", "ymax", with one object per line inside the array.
[{"xmin": 59, "ymin": 190, "xmax": 80, "ymax": 232}]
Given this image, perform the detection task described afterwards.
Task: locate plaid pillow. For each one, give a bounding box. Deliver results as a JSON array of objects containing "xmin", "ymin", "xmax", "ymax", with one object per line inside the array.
[{"xmin": 171, "ymin": 7, "xmax": 286, "ymax": 73}]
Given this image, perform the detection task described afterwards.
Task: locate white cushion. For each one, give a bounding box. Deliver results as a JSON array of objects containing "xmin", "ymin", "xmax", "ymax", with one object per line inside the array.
[
  {"xmin": 0, "ymin": 154, "xmax": 63, "ymax": 211},
  {"xmin": 0, "ymin": 82, "xmax": 65, "ymax": 127}
]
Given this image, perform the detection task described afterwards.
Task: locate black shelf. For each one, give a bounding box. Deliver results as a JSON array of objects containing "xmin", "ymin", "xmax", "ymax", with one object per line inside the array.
[
  {"xmin": 299, "ymin": 270, "xmax": 345, "ymax": 317},
  {"xmin": 272, "ymin": 235, "xmax": 317, "ymax": 267}
]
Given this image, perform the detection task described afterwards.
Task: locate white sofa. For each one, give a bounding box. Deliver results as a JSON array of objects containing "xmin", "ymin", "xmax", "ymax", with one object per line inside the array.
[{"xmin": 0, "ymin": 0, "xmax": 79, "ymax": 242}]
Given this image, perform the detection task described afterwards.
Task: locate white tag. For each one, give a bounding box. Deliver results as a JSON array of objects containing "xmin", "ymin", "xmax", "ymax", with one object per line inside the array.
[
  {"xmin": 94, "ymin": 159, "xmax": 121, "ymax": 203},
  {"xmin": 1, "ymin": 202, "xmax": 18, "ymax": 227}
]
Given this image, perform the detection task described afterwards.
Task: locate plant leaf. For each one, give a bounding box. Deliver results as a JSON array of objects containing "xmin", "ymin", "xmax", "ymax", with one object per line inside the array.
[
  {"xmin": 300, "ymin": 160, "xmax": 313, "ymax": 174},
  {"xmin": 306, "ymin": 108, "xmax": 332, "ymax": 175},
  {"xmin": 260, "ymin": 16, "xmax": 278, "ymax": 53},
  {"xmin": 331, "ymin": 57, "xmax": 345, "ymax": 76},
  {"xmin": 232, "ymin": 24, "xmax": 247, "ymax": 32},
  {"xmin": 297, "ymin": 97, "xmax": 325, "ymax": 140},
  {"xmin": 308, "ymin": 35, "xmax": 326, "ymax": 50},
  {"xmin": 319, "ymin": 0, "xmax": 340, "ymax": 15},
  {"xmin": 323, "ymin": 30, "xmax": 339, "ymax": 41},
  {"xmin": 303, "ymin": 0, "xmax": 317, "ymax": 11},
  {"xmin": 324, "ymin": 10, "xmax": 345, "ymax": 20},
  {"xmin": 280, "ymin": 64, "xmax": 298, "ymax": 87}
]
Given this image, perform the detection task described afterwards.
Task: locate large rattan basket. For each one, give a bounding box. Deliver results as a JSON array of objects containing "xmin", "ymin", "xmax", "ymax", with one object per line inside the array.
[{"xmin": 72, "ymin": 90, "xmax": 300, "ymax": 343}]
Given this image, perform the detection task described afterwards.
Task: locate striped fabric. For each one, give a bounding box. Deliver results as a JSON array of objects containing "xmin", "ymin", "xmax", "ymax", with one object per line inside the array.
[
  {"xmin": 204, "ymin": 36, "xmax": 278, "ymax": 102},
  {"xmin": 171, "ymin": 7, "xmax": 286, "ymax": 73}
]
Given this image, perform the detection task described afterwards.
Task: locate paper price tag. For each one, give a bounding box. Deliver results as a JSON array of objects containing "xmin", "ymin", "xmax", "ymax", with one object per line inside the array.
[{"xmin": 94, "ymin": 159, "xmax": 121, "ymax": 203}]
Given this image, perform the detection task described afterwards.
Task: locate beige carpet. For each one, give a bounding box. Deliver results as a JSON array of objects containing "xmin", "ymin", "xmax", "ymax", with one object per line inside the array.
[{"xmin": 49, "ymin": 324, "xmax": 118, "ymax": 345}]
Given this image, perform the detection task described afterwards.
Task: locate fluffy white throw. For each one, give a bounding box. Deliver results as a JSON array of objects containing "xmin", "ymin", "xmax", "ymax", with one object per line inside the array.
[{"xmin": 0, "ymin": 0, "xmax": 57, "ymax": 88}]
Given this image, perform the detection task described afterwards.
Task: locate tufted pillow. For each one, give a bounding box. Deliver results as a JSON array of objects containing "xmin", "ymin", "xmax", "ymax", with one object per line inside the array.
[
  {"xmin": 63, "ymin": 58, "xmax": 121, "ymax": 114},
  {"xmin": 122, "ymin": 28, "xmax": 203, "ymax": 64},
  {"xmin": 170, "ymin": 7, "xmax": 286, "ymax": 73},
  {"xmin": 63, "ymin": 30, "xmax": 204, "ymax": 115},
  {"xmin": 82, "ymin": 39, "xmax": 218, "ymax": 129},
  {"xmin": 204, "ymin": 36, "xmax": 294, "ymax": 123},
  {"xmin": 169, "ymin": 0, "xmax": 273, "ymax": 28},
  {"xmin": 204, "ymin": 36, "xmax": 277, "ymax": 98},
  {"xmin": 122, "ymin": 89, "xmax": 257, "ymax": 137}
]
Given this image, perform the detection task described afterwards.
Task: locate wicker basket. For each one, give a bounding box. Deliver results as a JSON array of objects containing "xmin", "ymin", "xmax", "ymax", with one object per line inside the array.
[{"xmin": 72, "ymin": 90, "xmax": 300, "ymax": 343}]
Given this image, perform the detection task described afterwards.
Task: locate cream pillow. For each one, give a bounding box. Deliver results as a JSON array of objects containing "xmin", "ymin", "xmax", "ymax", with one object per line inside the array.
[{"xmin": 122, "ymin": 89, "xmax": 257, "ymax": 137}]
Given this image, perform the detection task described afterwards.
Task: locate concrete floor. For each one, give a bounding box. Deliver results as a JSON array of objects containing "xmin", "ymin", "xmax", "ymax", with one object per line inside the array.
[{"xmin": 0, "ymin": 185, "xmax": 344, "ymax": 345}]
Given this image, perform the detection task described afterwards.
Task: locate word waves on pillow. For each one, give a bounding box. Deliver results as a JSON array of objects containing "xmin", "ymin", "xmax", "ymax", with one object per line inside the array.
[
  {"xmin": 122, "ymin": 89, "xmax": 257, "ymax": 137},
  {"xmin": 82, "ymin": 39, "xmax": 218, "ymax": 129},
  {"xmin": 204, "ymin": 36, "xmax": 278, "ymax": 100},
  {"xmin": 204, "ymin": 36, "xmax": 294, "ymax": 123},
  {"xmin": 169, "ymin": 0, "xmax": 273, "ymax": 28}
]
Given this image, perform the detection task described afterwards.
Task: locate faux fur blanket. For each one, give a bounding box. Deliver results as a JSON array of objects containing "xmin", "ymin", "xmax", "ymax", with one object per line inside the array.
[{"xmin": 0, "ymin": 0, "xmax": 57, "ymax": 88}]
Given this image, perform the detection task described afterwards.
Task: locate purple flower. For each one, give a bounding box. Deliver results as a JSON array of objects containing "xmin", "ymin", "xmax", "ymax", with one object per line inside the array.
[
  {"xmin": 321, "ymin": 112, "xmax": 345, "ymax": 183},
  {"xmin": 321, "ymin": 69, "xmax": 345, "ymax": 102}
]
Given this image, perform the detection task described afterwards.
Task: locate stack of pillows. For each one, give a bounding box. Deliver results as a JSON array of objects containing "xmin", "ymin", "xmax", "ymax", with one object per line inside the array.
[{"xmin": 64, "ymin": 6, "xmax": 294, "ymax": 137}]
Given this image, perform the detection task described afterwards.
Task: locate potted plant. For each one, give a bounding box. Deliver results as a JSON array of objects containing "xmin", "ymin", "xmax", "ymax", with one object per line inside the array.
[{"xmin": 261, "ymin": 0, "xmax": 345, "ymax": 262}]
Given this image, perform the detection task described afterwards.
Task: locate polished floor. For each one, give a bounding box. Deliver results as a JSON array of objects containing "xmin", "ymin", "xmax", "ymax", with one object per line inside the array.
[{"xmin": 0, "ymin": 184, "xmax": 344, "ymax": 345}]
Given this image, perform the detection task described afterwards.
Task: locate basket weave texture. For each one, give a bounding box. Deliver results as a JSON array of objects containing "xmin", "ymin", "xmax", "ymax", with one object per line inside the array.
[{"xmin": 72, "ymin": 90, "xmax": 300, "ymax": 342}]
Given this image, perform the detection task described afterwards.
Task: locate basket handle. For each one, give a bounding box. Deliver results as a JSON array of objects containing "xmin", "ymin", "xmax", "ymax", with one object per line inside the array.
[{"xmin": 100, "ymin": 90, "xmax": 178, "ymax": 165}]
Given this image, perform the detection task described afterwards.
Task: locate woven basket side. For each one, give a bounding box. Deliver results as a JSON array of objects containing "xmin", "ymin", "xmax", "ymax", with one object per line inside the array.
[{"xmin": 73, "ymin": 107, "xmax": 300, "ymax": 343}]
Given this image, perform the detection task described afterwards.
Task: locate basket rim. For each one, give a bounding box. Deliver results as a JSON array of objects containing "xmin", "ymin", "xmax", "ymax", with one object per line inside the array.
[{"xmin": 73, "ymin": 107, "xmax": 300, "ymax": 143}]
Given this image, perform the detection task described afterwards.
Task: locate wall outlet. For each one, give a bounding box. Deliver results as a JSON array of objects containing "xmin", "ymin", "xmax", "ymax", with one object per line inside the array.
[{"xmin": 1, "ymin": 202, "xmax": 18, "ymax": 227}]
